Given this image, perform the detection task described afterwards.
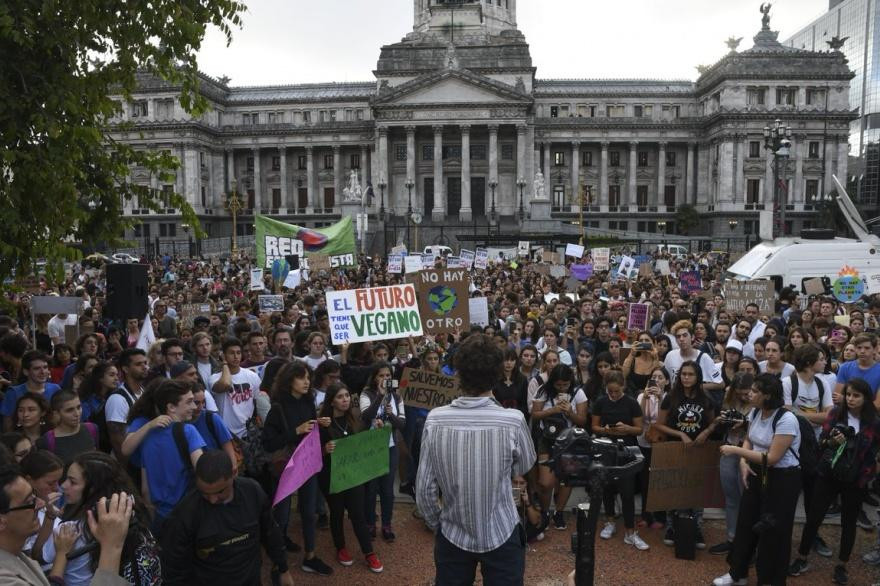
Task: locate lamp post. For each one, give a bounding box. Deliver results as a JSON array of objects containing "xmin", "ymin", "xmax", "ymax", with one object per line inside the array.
[
  {"xmin": 658, "ymin": 220, "xmax": 667, "ymax": 245},
  {"xmin": 764, "ymin": 119, "xmax": 792, "ymax": 237},
  {"xmin": 182, "ymin": 223, "xmax": 193, "ymax": 258},
  {"xmin": 405, "ymin": 177, "xmax": 415, "ymax": 251},
  {"xmin": 517, "ymin": 177, "xmax": 526, "ymax": 224},
  {"xmin": 488, "ymin": 179, "xmax": 498, "ymax": 232},
  {"xmin": 728, "ymin": 218, "xmax": 738, "ymax": 253},
  {"xmin": 378, "ymin": 175, "xmax": 388, "ymax": 255},
  {"xmin": 226, "ymin": 178, "xmax": 243, "ymax": 260}
]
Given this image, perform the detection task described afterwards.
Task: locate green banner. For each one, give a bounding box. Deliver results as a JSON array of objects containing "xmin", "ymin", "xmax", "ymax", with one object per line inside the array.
[
  {"xmin": 255, "ymin": 215, "xmax": 356, "ymax": 269},
  {"xmin": 329, "ymin": 426, "xmax": 391, "ymax": 494}
]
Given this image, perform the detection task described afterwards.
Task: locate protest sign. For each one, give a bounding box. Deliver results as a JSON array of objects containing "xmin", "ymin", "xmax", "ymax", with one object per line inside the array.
[
  {"xmin": 329, "ymin": 427, "xmax": 391, "ymax": 494},
  {"xmin": 571, "ymin": 264, "xmax": 593, "ymax": 281},
  {"xmin": 565, "ymin": 277, "xmax": 581, "ymax": 292},
  {"xmin": 256, "ymin": 214, "xmax": 356, "ymax": 269},
  {"xmin": 545, "ymin": 251, "xmax": 562, "ymax": 265},
  {"xmin": 422, "ymin": 254, "xmax": 436, "ymax": 270},
  {"xmin": 638, "ymin": 263, "xmax": 654, "ymax": 278},
  {"xmin": 283, "ymin": 270, "xmax": 301, "ymax": 289},
  {"xmin": 178, "ymin": 303, "xmax": 211, "ymax": 329},
  {"xmin": 592, "ymin": 248, "xmax": 610, "ymax": 271},
  {"xmin": 459, "ymin": 249, "xmax": 475, "ymax": 269},
  {"xmin": 834, "ymin": 315, "xmax": 851, "ymax": 327},
  {"xmin": 617, "ymin": 256, "xmax": 635, "ymax": 279},
  {"xmin": 468, "ymin": 296, "xmax": 489, "ymax": 326},
  {"xmin": 415, "ymin": 269, "xmax": 470, "ymax": 334},
  {"xmin": 446, "ymin": 256, "xmax": 462, "ymax": 268},
  {"xmin": 474, "ymin": 248, "xmax": 489, "ymax": 270},
  {"xmin": 249, "ymin": 269, "xmax": 265, "ymax": 291},
  {"xmin": 679, "ymin": 271, "xmax": 702, "ymax": 295},
  {"xmin": 633, "ymin": 255, "xmax": 651, "ymax": 268},
  {"xmin": 517, "ymin": 241, "xmax": 530, "ymax": 257},
  {"xmin": 863, "ymin": 272, "xmax": 880, "ymax": 296},
  {"xmin": 627, "ymin": 303, "xmax": 649, "ymax": 331},
  {"xmin": 527, "ymin": 264, "xmax": 551, "ymax": 276},
  {"xmin": 804, "ymin": 277, "xmax": 825, "ymax": 296},
  {"xmin": 565, "ymin": 243, "xmax": 585, "ymax": 259},
  {"xmin": 550, "ymin": 265, "xmax": 567, "ymax": 278},
  {"xmin": 399, "ymin": 368, "xmax": 461, "ymax": 410},
  {"xmin": 306, "ymin": 253, "xmax": 331, "ymax": 272},
  {"xmin": 258, "ymin": 295, "xmax": 284, "ymax": 314},
  {"xmin": 388, "ymin": 254, "xmax": 403, "ymax": 274},
  {"xmin": 723, "ymin": 280, "xmax": 774, "ymax": 315},
  {"xmin": 326, "ymin": 284, "xmax": 423, "ymax": 344},
  {"xmin": 655, "ymin": 259, "xmax": 671, "ymax": 275},
  {"xmin": 404, "ymin": 255, "xmax": 422, "ymax": 274},
  {"xmin": 833, "ymin": 266, "xmax": 865, "ymax": 303},
  {"xmin": 273, "ymin": 426, "xmax": 322, "ymax": 506},
  {"xmin": 648, "ymin": 441, "xmax": 724, "ymax": 510}
]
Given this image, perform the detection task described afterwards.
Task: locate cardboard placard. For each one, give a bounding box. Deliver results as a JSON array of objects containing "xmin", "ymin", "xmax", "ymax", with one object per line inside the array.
[
  {"xmin": 258, "ymin": 295, "xmax": 284, "ymax": 313},
  {"xmin": 723, "ymin": 280, "xmax": 775, "ymax": 315},
  {"xmin": 545, "ymin": 251, "xmax": 562, "ymax": 265},
  {"xmin": 422, "ymin": 254, "xmax": 436, "ymax": 270},
  {"xmin": 404, "ymin": 255, "xmax": 422, "ymax": 274},
  {"xmin": 179, "ymin": 303, "xmax": 212, "ymax": 329},
  {"xmin": 399, "ymin": 367, "xmax": 461, "ymax": 410},
  {"xmin": 415, "ymin": 269, "xmax": 470, "ymax": 334},
  {"xmin": 616, "ymin": 256, "xmax": 635, "ymax": 279},
  {"xmin": 517, "ymin": 241, "xmax": 530, "ymax": 257},
  {"xmin": 647, "ymin": 441, "xmax": 724, "ymax": 511},
  {"xmin": 308, "ymin": 253, "xmax": 331, "ymax": 272},
  {"xmin": 474, "ymin": 248, "xmax": 489, "ymax": 270},
  {"xmin": 388, "ymin": 254, "xmax": 403, "ymax": 274},
  {"xmin": 468, "ymin": 296, "xmax": 489, "ymax": 326},
  {"xmin": 459, "ymin": 249, "xmax": 475, "ymax": 269},
  {"xmin": 627, "ymin": 303, "xmax": 649, "ymax": 331},
  {"xmin": 565, "ymin": 243, "xmax": 585, "ymax": 259},
  {"xmin": 638, "ymin": 263, "xmax": 654, "ymax": 278},
  {"xmin": 592, "ymin": 248, "xmax": 610, "ymax": 271},
  {"xmin": 527, "ymin": 264, "xmax": 551, "ymax": 276},
  {"xmin": 655, "ymin": 259, "xmax": 671, "ymax": 276},
  {"xmin": 326, "ymin": 284, "xmax": 423, "ymax": 343},
  {"xmin": 249, "ymin": 268, "xmax": 265, "ymax": 291},
  {"xmin": 550, "ymin": 265, "xmax": 567, "ymax": 278},
  {"xmin": 863, "ymin": 272, "xmax": 880, "ymax": 296},
  {"xmin": 282, "ymin": 270, "xmax": 302, "ymax": 289},
  {"xmin": 803, "ymin": 277, "xmax": 825, "ymax": 296},
  {"xmin": 446, "ymin": 256, "xmax": 462, "ymax": 269}
]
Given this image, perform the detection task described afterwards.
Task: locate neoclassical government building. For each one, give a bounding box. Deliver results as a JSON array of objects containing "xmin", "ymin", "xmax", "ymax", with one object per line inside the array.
[{"xmin": 113, "ymin": 0, "xmax": 856, "ymax": 252}]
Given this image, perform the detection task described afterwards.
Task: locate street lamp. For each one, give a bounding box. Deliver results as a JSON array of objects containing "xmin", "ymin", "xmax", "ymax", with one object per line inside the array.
[
  {"xmin": 517, "ymin": 177, "xmax": 526, "ymax": 224},
  {"xmin": 657, "ymin": 220, "xmax": 667, "ymax": 244},
  {"xmin": 405, "ymin": 177, "xmax": 415, "ymax": 251},
  {"xmin": 488, "ymin": 179, "xmax": 498, "ymax": 228},
  {"xmin": 226, "ymin": 178, "xmax": 243, "ymax": 260},
  {"xmin": 378, "ymin": 175, "xmax": 388, "ymax": 221},
  {"xmin": 728, "ymin": 219, "xmax": 738, "ymax": 231},
  {"xmin": 764, "ymin": 119, "xmax": 792, "ymax": 237}
]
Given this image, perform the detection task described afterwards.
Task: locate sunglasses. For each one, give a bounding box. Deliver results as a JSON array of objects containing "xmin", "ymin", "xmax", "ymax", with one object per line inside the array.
[{"xmin": 1, "ymin": 492, "xmax": 38, "ymax": 514}]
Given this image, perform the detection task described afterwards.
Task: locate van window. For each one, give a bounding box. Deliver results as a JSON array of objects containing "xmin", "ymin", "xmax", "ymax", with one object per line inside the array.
[{"xmin": 769, "ymin": 275, "xmax": 783, "ymax": 293}]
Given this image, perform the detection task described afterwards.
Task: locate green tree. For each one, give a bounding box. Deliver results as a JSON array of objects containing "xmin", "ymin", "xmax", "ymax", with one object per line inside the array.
[
  {"xmin": 0, "ymin": 0, "xmax": 246, "ymax": 285},
  {"xmin": 674, "ymin": 203, "xmax": 701, "ymax": 235}
]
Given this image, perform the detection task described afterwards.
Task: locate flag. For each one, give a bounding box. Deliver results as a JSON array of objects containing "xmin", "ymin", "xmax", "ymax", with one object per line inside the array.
[{"xmin": 135, "ymin": 312, "xmax": 155, "ymax": 351}]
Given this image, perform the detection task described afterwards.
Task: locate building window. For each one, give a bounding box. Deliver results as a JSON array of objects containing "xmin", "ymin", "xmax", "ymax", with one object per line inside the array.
[
  {"xmin": 552, "ymin": 186, "xmax": 565, "ymax": 207},
  {"xmin": 131, "ymin": 100, "xmax": 148, "ymax": 118},
  {"xmin": 636, "ymin": 185, "xmax": 648, "ymax": 207},
  {"xmin": 423, "ymin": 144, "xmax": 434, "ymax": 161},
  {"xmin": 582, "ymin": 151, "xmax": 593, "ymax": 166},
  {"xmin": 267, "ymin": 112, "xmax": 276, "ymax": 124},
  {"xmin": 246, "ymin": 157, "xmax": 254, "ymax": 171},
  {"xmin": 159, "ymin": 223, "xmax": 167, "ymax": 237},
  {"xmin": 323, "ymin": 154, "xmax": 333, "ymax": 169},
  {"xmin": 442, "ymin": 145, "xmax": 462, "ymax": 160},
  {"xmin": 638, "ymin": 152, "xmax": 649, "ymax": 167},
  {"xmin": 200, "ymin": 186, "xmax": 206, "ymax": 208},
  {"xmin": 606, "ymin": 105, "xmax": 625, "ymax": 118},
  {"xmin": 297, "ymin": 155, "xmax": 307, "ymax": 170},
  {"xmin": 665, "ymin": 152, "xmax": 676, "ymax": 167},
  {"xmin": 634, "ymin": 105, "xmax": 652, "ymax": 118},
  {"xmin": 806, "ymin": 179, "xmax": 819, "ymax": 202},
  {"xmin": 747, "ymin": 87, "xmax": 766, "ymax": 105},
  {"xmin": 199, "ymin": 152, "xmax": 207, "ymax": 169},
  {"xmin": 396, "ymin": 145, "xmax": 407, "ymax": 161},
  {"xmin": 661, "ymin": 105, "xmax": 680, "ymax": 119},
  {"xmin": 664, "ymin": 185, "xmax": 676, "ymax": 208},
  {"xmin": 470, "ymin": 144, "xmax": 486, "ymax": 160},
  {"xmin": 501, "ymin": 144, "xmax": 514, "ymax": 160},
  {"xmin": 344, "ymin": 109, "xmax": 353, "ymax": 122},
  {"xmin": 577, "ymin": 104, "xmax": 597, "ymax": 118},
  {"xmin": 808, "ymin": 141, "xmax": 820, "ymax": 158},
  {"xmin": 350, "ymin": 154, "xmax": 360, "ymax": 169},
  {"xmin": 747, "ymin": 179, "xmax": 761, "ymax": 204},
  {"xmin": 302, "ymin": 111, "xmax": 311, "ymax": 123},
  {"xmin": 134, "ymin": 224, "xmax": 142, "ymax": 238},
  {"xmin": 749, "ymin": 141, "xmax": 761, "ymax": 158},
  {"xmin": 356, "ymin": 109, "xmax": 364, "ymax": 121},
  {"xmin": 806, "ymin": 88, "xmax": 825, "ymax": 106},
  {"xmin": 744, "ymin": 220, "xmax": 756, "ymax": 235},
  {"xmin": 272, "ymin": 189, "xmax": 281, "ymax": 209},
  {"xmin": 610, "ymin": 151, "xmax": 620, "ymax": 167},
  {"xmin": 271, "ymin": 156, "xmax": 280, "ymax": 171},
  {"xmin": 582, "ymin": 185, "xmax": 595, "ymax": 206},
  {"xmin": 776, "ymin": 88, "xmax": 796, "ymax": 106},
  {"xmin": 554, "ymin": 152, "xmax": 565, "ymax": 166},
  {"xmin": 609, "ymin": 185, "xmax": 621, "ymax": 207},
  {"xmin": 550, "ymin": 106, "xmax": 559, "ymax": 118}
]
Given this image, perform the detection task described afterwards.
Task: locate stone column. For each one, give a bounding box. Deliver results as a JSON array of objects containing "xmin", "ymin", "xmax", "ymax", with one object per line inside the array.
[
  {"xmin": 794, "ymin": 135, "xmax": 805, "ymax": 203},
  {"xmin": 279, "ymin": 147, "xmax": 289, "ymax": 211},
  {"xmin": 657, "ymin": 142, "xmax": 667, "ymax": 208},
  {"xmin": 735, "ymin": 136, "xmax": 746, "ymax": 203},
  {"xmin": 406, "ymin": 125, "xmax": 416, "ymax": 191},
  {"xmin": 764, "ymin": 146, "xmax": 775, "ymax": 206},
  {"xmin": 627, "ymin": 141, "xmax": 638, "ymax": 209},
  {"xmin": 253, "ymin": 147, "xmax": 263, "ymax": 210},
  {"xmin": 516, "ymin": 124, "xmax": 527, "ymax": 192},
  {"xmin": 599, "ymin": 141, "xmax": 609, "ymax": 206},
  {"xmin": 836, "ymin": 138, "xmax": 848, "ymax": 187},
  {"xmin": 378, "ymin": 126, "xmax": 389, "ymax": 209},
  {"xmin": 824, "ymin": 137, "xmax": 836, "ymax": 195},
  {"xmin": 226, "ymin": 149, "xmax": 235, "ymax": 190},
  {"xmin": 488, "ymin": 124, "xmax": 499, "ymax": 184},
  {"xmin": 306, "ymin": 146, "xmax": 317, "ymax": 211},
  {"xmin": 686, "ymin": 142, "xmax": 696, "ymax": 205},
  {"xmin": 360, "ymin": 145, "xmax": 369, "ymax": 197},
  {"xmin": 333, "ymin": 145, "xmax": 342, "ymax": 209},
  {"xmin": 570, "ymin": 141, "xmax": 580, "ymax": 207},
  {"xmin": 543, "ymin": 141, "xmax": 551, "ymax": 193},
  {"xmin": 460, "ymin": 125, "xmax": 472, "ymax": 221},
  {"xmin": 719, "ymin": 140, "xmax": 734, "ymax": 204},
  {"xmin": 432, "ymin": 125, "xmax": 445, "ymax": 221}
]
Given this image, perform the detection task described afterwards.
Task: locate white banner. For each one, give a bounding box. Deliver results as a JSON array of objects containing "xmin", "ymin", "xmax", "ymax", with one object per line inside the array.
[
  {"xmin": 388, "ymin": 254, "xmax": 403, "ymax": 274},
  {"xmin": 565, "ymin": 243, "xmax": 585, "ymax": 258},
  {"xmin": 474, "ymin": 248, "xmax": 489, "ymax": 270},
  {"xmin": 469, "ymin": 297, "xmax": 489, "ymax": 326},
  {"xmin": 326, "ymin": 284, "xmax": 423, "ymax": 344},
  {"xmin": 592, "ymin": 248, "xmax": 610, "ymax": 271}
]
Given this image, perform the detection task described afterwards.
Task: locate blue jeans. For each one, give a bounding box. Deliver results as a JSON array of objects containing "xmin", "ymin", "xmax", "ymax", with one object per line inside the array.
[
  {"xmin": 719, "ymin": 454, "xmax": 744, "ymax": 540},
  {"xmin": 403, "ymin": 408, "xmax": 427, "ymax": 485},
  {"xmin": 274, "ymin": 474, "xmax": 318, "ymax": 552},
  {"xmin": 365, "ymin": 445, "xmax": 398, "ymax": 527},
  {"xmin": 434, "ymin": 524, "xmax": 526, "ymax": 586}
]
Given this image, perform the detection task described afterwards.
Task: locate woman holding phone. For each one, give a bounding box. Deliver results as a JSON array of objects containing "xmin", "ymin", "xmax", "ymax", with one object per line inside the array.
[
  {"xmin": 622, "ymin": 332, "xmax": 660, "ymax": 397},
  {"xmin": 636, "ymin": 366, "xmax": 670, "ymax": 529}
]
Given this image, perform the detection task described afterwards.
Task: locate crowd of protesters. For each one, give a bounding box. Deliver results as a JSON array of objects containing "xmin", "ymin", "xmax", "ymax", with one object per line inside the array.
[{"xmin": 0, "ymin": 245, "xmax": 878, "ymax": 585}]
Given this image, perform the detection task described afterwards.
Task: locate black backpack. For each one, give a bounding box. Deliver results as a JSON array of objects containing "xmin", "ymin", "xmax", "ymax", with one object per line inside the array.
[
  {"xmin": 789, "ymin": 373, "xmax": 825, "ymax": 407},
  {"xmin": 751, "ymin": 407, "xmax": 820, "ymax": 475},
  {"xmin": 171, "ymin": 422, "xmax": 196, "ymax": 492},
  {"xmin": 89, "ymin": 388, "xmax": 135, "ymax": 453}
]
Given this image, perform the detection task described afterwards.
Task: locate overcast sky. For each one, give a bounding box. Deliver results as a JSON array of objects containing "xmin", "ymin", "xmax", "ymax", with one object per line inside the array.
[{"xmin": 196, "ymin": 0, "xmax": 830, "ymax": 86}]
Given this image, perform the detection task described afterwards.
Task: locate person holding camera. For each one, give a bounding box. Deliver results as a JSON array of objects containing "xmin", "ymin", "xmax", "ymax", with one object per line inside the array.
[
  {"xmin": 713, "ymin": 373, "xmax": 802, "ymax": 586},
  {"xmin": 621, "ymin": 332, "xmax": 660, "ymax": 398},
  {"xmin": 512, "ymin": 475, "xmax": 548, "ymax": 544},
  {"xmin": 591, "ymin": 370, "xmax": 647, "ymax": 550},
  {"xmin": 788, "ymin": 378, "xmax": 880, "ymax": 585}
]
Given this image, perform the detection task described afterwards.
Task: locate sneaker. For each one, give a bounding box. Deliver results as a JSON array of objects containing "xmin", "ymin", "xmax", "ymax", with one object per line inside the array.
[
  {"xmin": 365, "ymin": 553, "xmax": 384, "ymax": 573},
  {"xmin": 695, "ymin": 528, "xmax": 706, "ymax": 550},
  {"xmin": 316, "ymin": 513, "xmax": 329, "ymax": 529},
  {"xmin": 283, "ymin": 536, "xmax": 301, "ymax": 553},
  {"xmin": 336, "ymin": 548, "xmax": 354, "ymax": 566},
  {"xmin": 709, "ymin": 541, "xmax": 732, "ymax": 555},
  {"xmin": 832, "ymin": 564, "xmax": 848, "ymax": 585},
  {"xmin": 788, "ymin": 558, "xmax": 811, "ymax": 577},
  {"xmin": 862, "ymin": 546, "xmax": 880, "ymax": 565},
  {"xmin": 302, "ymin": 556, "xmax": 334, "ymax": 576},
  {"xmin": 381, "ymin": 526, "xmax": 395, "ymax": 543},
  {"xmin": 826, "ymin": 501, "xmax": 842, "ymax": 517},
  {"xmin": 864, "ymin": 493, "xmax": 879, "ymax": 507},
  {"xmin": 663, "ymin": 526, "xmax": 675, "ymax": 546},
  {"xmin": 398, "ymin": 481, "xmax": 415, "ymax": 498},
  {"xmin": 814, "ymin": 536, "xmax": 833, "ymax": 558},
  {"xmin": 412, "ymin": 507, "xmax": 424, "ymax": 520},
  {"xmin": 858, "ymin": 510, "xmax": 874, "ymax": 530},
  {"xmin": 624, "ymin": 531, "xmax": 650, "ymax": 551},
  {"xmin": 553, "ymin": 510, "xmax": 567, "ymax": 530},
  {"xmin": 712, "ymin": 573, "xmax": 747, "ymax": 586},
  {"xmin": 600, "ymin": 521, "xmax": 617, "ymax": 540}
]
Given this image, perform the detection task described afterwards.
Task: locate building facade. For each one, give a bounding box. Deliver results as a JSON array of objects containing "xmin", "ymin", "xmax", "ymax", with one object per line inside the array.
[
  {"xmin": 112, "ymin": 0, "xmax": 855, "ymax": 253},
  {"xmin": 786, "ymin": 0, "xmax": 880, "ymax": 220}
]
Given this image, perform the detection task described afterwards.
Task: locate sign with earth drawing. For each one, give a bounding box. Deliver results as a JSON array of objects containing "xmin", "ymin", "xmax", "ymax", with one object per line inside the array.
[
  {"xmin": 833, "ymin": 265, "xmax": 865, "ymax": 303},
  {"xmin": 414, "ymin": 268, "xmax": 470, "ymax": 334}
]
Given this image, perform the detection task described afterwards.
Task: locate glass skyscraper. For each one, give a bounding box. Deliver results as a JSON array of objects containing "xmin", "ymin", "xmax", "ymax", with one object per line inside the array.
[{"xmin": 786, "ymin": 0, "xmax": 879, "ymax": 216}]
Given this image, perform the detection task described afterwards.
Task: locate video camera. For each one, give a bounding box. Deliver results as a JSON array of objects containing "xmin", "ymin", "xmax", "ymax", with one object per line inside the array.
[{"xmin": 549, "ymin": 427, "xmax": 644, "ymax": 487}]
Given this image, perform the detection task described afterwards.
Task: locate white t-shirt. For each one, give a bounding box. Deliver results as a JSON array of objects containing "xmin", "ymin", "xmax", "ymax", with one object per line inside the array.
[
  {"xmin": 748, "ymin": 320, "xmax": 766, "ymax": 344},
  {"xmin": 104, "ymin": 384, "xmax": 141, "ymax": 424},
  {"xmin": 782, "ymin": 373, "xmax": 832, "ymax": 437},
  {"xmin": 663, "ymin": 349, "xmax": 722, "ymax": 385},
  {"xmin": 534, "ymin": 388, "xmax": 588, "ymax": 431},
  {"xmin": 748, "ymin": 409, "xmax": 801, "ymax": 469},
  {"xmin": 759, "ymin": 361, "xmax": 796, "ymax": 379},
  {"xmin": 848, "ymin": 412, "xmax": 861, "ymax": 435},
  {"xmin": 209, "ymin": 368, "xmax": 262, "ymax": 438},
  {"xmin": 47, "ymin": 314, "xmax": 77, "ymax": 342}
]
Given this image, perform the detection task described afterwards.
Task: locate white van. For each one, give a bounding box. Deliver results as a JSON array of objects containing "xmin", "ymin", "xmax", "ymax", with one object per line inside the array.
[
  {"xmin": 423, "ymin": 245, "xmax": 453, "ymax": 257},
  {"xmin": 726, "ymin": 178, "xmax": 880, "ymax": 293},
  {"xmin": 655, "ymin": 244, "xmax": 688, "ymax": 259}
]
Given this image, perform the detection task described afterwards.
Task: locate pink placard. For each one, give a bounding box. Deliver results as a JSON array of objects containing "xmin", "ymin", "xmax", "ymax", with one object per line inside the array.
[{"xmin": 272, "ymin": 425, "xmax": 323, "ymax": 506}]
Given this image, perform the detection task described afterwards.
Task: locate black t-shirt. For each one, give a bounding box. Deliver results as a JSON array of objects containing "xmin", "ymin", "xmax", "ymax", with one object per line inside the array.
[
  {"xmin": 660, "ymin": 395, "xmax": 714, "ymax": 440},
  {"xmin": 591, "ymin": 394, "xmax": 643, "ymax": 446},
  {"xmin": 492, "ymin": 377, "xmax": 529, "ymax": 420}
]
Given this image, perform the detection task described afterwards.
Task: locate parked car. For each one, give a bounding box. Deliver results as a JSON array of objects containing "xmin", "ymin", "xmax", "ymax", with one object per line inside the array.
[
  {"xmin": 654, "ymin": 244, "xmax": 688, "ymax": 259},
  {"xmin": 111, "ymin": 252, "xmax": 139, "ymax": 264},
  {"xmin": 423, "ymin": 245, "xmax": 453, "ymax": 257}
]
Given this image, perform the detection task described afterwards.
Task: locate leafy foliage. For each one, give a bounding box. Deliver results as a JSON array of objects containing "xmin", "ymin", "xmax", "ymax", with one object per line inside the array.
[
  {"xmin": 0, "ymin": 0, "xmax": 246, "ymax": 285},
  {"xmin": 674, "ymin": 203, "xmax": 701, "ymax": 235}
]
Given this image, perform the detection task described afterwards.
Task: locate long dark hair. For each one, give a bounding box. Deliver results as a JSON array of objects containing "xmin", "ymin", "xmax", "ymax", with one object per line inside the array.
[
  {"xmin": 78, "ymin": 361, "xmax": 115, "ymax": 403},
  {"xmin": 364, "ymin": 361, "xmax": 394, "ymax": 394},
  {"xmin": 271, "ymin": 360, "xmax": 312, "ymax": 401},
  {"xmin": 538, "ymin": 364, "xmax": 575, "ymax": 403},
  {"xmin": 502, "ymin": 348, "xmax": 525, "ymax": 384},
  {"xmin": 318, "ymin": 382, "xmax": 360, "ymax": 435},
  {"xmin": 12, "ymin": 392, "xmax": 51, "ymax": 433},
  {"xmin": 667, "ymin": 360, "xmax": 711, "ymax": 414},
  {"xmin": 584, "ymin": 351, "xmax": 613, "ymax": 402},
  {"xmin": 837, "ymin": 378, "xmax": 878, "ymax": 426}
]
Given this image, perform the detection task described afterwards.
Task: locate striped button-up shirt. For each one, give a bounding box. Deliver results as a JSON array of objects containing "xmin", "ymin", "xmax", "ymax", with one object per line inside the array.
[{"xmin": 416, "ymin": 395, "xmax": 536, "ymax": 553}]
